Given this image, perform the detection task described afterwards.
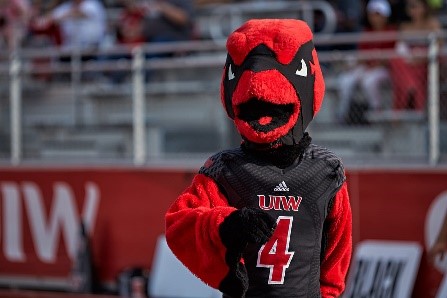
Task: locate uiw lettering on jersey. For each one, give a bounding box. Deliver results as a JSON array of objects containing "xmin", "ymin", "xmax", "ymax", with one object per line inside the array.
[
  {"xmin": 258, "ymin": 182, "xmax": 302, "ymax": 211},
  {"xmin": 258, "ymin": 195, "xmax": 302, "ymax": 211}
]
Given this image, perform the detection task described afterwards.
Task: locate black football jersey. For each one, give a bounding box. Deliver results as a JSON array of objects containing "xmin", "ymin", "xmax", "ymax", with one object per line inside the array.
[{"xmin": 199, "ymin": 144, "xmax": 345, "ymax": 298}]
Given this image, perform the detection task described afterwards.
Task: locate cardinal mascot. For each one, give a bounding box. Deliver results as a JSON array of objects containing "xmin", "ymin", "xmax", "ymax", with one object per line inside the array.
[{"xmin": 165, "ymin": 19, "xmax": 352, "ymax": 298}]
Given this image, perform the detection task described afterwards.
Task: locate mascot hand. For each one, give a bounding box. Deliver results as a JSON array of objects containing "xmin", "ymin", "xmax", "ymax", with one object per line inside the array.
[
  {"xmin": 218, "ymin": 208, "xmax": 276, "ymax": 298},
  {"xmin": 219, "ymin": 207, "xmax": 276, "ymax": 253}
]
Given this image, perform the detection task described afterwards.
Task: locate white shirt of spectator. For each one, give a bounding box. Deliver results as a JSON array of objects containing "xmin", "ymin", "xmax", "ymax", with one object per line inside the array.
[{"xmin": 52, "ymin": 0, "xmax": 106, "ymax": 49}]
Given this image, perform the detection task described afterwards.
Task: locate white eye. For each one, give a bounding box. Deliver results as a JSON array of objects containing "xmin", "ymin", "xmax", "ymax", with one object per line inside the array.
[
  {"xmin": 295, "ymin": 59, "xmax": 307, "ymax": 77},
  {"xmin": 228, "ymin": 64, "xmax": 235, "ymax": 80}
]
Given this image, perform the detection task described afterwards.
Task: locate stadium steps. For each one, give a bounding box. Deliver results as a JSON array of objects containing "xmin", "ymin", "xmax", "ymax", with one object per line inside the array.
[
  {"xmin": 16, "ymin": 56, "xmax": 435, "ymax": 161},
  {"xmin": 19, "ymin": 76, "xmax": 228, "ymax": 159},
  {"xmin": 39, "ymin": 127, "xmax": 130, "ymax": 160},
  {"xmin": 310, "ymin": 124, "xmax": 385, "ymax": 158}
]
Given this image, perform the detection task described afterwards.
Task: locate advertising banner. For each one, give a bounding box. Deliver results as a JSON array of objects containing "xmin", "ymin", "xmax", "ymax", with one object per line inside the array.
[
  {"xmin": 344, "ymin": 240, "xmax": 422, "ymax": 298},
  {"xmin": 0, "ymin": 168, "xmax": 194, "ymax": 285},
  {"xmin": 0, "ymin": 167, "xmax": 446, "ymax": 297}
]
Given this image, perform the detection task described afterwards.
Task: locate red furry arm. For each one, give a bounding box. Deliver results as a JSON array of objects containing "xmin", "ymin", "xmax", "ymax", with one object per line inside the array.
[
  {"xmin": 165, "ymin": 174, "xmax": 237, "ymax": 289},
  {"xmin": 320, "ymin": 182, "xmax": 353, "ymax": 298}
]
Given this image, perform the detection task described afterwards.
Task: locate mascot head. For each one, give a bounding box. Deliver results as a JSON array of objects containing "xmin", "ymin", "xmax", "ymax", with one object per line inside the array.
[{"xmin": 221, "ymin": 19, "xmax": 325, "ymax": 148}]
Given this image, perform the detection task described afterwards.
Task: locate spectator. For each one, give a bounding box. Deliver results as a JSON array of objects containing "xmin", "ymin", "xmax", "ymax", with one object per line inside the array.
[
  {"xmin": 104, "ymin": 0, "xmax": 195, "ymax": 84},
  {"xmin": 116, "ymin": 0, "xmax": 149, "ymax": 48},
  {"xmin": 323, "ymin": 0, "xmax": 363, "ymax": 51},
  {"xmin": 29, "ymin": 0, "xmax": 62, "ymax": 48},
  {"xmin": 103, "ymin": 0, "xmax": 149, "ymax": 84},
  {"xmin": 143, "ymin": 0, "xmax": 195, "ymax": 46},
  {"xmin": 388, "ymin": 0, "xmax": 407, "ymax": 26},
  {"xmin": 0, "ymin": 0, "xmax": 31, "ymax": 51},
  {"xmin": 27, "ymin": 0, "xmax": 62, "ymax": 81},
  {"xmin": 114, "ymin": 0, "xmax": 196, "ymax": 51},
  {"xmin": 336, "ymin": 0, "xmax": 396, "ymax": 124},
  {"xmin": 389, "ymin": 0, "xmax": 441, "ymax": 110},
  {"xmin": 43, "ymin": 0, "xmax": 107, "ymax": 51}
]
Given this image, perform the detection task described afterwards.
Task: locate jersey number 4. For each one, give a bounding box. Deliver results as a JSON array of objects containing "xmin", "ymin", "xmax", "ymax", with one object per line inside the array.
[{"xmin": 257, "ymin": 216, "xmax": 294, "ymax": 284}]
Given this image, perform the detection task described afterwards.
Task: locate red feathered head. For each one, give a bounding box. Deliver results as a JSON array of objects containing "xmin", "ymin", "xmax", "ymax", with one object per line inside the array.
[{"xmin": 221, "ymin": 19, "xmax": 325, "ymax": 147}]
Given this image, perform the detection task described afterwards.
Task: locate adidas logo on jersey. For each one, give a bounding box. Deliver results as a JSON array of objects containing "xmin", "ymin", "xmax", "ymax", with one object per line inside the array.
[{"xmin": 274, "ymin": 181, "xmax": 289, "ymax": 192}]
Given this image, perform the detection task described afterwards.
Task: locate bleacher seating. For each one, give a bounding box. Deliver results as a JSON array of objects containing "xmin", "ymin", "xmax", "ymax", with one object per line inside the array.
[{"xmin": 1, "ymin": 1, "xmax": 445, "ymax": 164}]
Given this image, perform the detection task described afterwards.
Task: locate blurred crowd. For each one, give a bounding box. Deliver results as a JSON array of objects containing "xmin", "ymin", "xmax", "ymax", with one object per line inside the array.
[
  {"xmin": 0, "ymin": 0, "xmax": 196, "ymax": 52},
  {"xmin": 334, "ymin": 0, "xmax": 444, "ymax": 123},
  {"xmin": 0, "ymin": 0, "xmax": 445, "ymax": 118},
  {"xmin": 0, "ymin": 0, "xmax": 444, "ymax": 52}
]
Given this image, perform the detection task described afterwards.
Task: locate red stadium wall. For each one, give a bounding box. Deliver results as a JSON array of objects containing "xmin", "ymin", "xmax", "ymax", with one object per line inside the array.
[{"xmin": 0, "ymin": 167, "xmax": 446, "ymax": 297}]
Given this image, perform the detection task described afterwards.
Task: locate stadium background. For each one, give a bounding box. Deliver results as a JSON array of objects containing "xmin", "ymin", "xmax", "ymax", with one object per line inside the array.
[{"xmin": 0, "ymin": 0, "xmax": 447, "ymax": 297}]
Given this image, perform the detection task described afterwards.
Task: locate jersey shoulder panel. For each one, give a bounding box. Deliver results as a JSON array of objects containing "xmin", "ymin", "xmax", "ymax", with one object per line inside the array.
[
  {"xmin": 198, "ymin": 148, "xmax": 245, "ymax": 181},
  {"xmin": 304, "ymin": 144, "xmax": 346, "ymax": 187}
]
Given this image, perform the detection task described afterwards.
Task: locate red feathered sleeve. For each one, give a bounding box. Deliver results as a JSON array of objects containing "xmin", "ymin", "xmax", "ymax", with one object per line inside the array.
[
  {"xmin": 165, "ymin": 173, "xmax": 237, "ymax": 289},
  {"xmin": 320, "ymin": 182, "xmax": 353, "ymax": 298}
]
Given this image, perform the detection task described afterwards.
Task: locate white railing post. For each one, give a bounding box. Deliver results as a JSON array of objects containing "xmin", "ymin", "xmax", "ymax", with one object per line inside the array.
[
  {"xmin": 10, "ymin": 49, "xmax": 22, "ymax": 165},
  {"xmin": 428, "ymin": 33, "xmax": 440, "ymax": 166},
  {"xmin": 71, "ymin": 46, "xmax": 82, "ymax": 126},
  {"xmin": 132, "ymin": 46, "xmax": 146, "ymax": 165}
]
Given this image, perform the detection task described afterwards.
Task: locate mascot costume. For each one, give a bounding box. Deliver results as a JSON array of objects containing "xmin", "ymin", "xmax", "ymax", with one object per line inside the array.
[{"xmin": 165, "ymin": 19, "xmax": 352, "ymax": 298}]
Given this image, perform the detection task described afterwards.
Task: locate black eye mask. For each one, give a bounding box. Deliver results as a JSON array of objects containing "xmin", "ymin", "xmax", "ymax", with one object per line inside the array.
[{"xmin": 222, "ymin": 41, "xmax": 316, "ymax": 145}]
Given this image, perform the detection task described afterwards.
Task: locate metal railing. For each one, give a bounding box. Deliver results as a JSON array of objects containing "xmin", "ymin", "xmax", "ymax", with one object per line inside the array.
[
  {"xmin": 1, "ymin": 31, "xmax": 446, "ymax": 166},
  {"xmin": 196, "ymin": 0, "xmax": 337, "ymax": 42}
]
